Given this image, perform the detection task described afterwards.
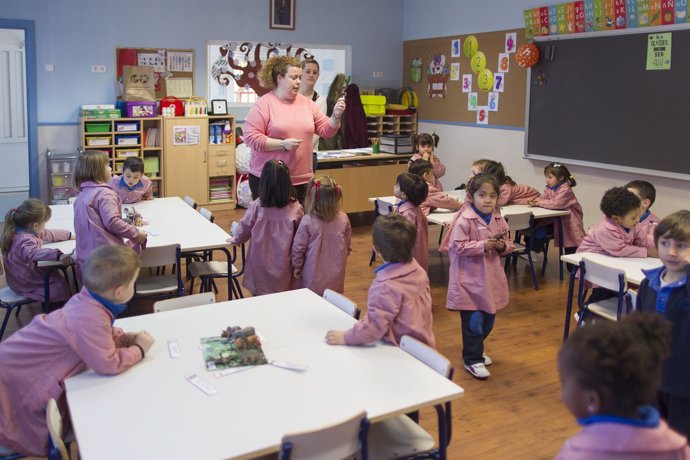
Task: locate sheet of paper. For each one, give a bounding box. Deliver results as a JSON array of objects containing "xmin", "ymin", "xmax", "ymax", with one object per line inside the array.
[{"xmin": 166, "ymin": 78, "xmax": 193, "ymax": 98}]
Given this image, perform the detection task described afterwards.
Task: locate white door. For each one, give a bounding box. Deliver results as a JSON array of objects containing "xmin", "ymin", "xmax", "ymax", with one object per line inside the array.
[{"xmin": 0, "ymin": 28, "xmax": 29, "ymax": 219}]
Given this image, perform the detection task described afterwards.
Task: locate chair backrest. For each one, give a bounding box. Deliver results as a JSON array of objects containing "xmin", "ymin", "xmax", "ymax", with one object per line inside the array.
[
  {"xmin": 323, "ymin": 289, "xmax": 361, "ymax": 319},
  {"xmin": 580, "ymin": 257, "xmax": 627, "ymax": 292},
  {"xmin": 400, "ymin": 335, "xmax": 452, "ymax": 379},
  {"xmin": 139, "ymin": 244, "xmax": 181, "ymax": 269},
  {"xmin": 46, "ymin": 398, "xmax": 69, "ymax": 460},
  {"xmin": 154, "ymin": 292, "xmax": 215, "ymax": 313},
  {"xmin": 199, "ymin": 207, "xmax": 214, "ymax": 223},
  {"xmin": 279, "ymin": 410, "xmax": 368, "ymax": 460},
  {"xmin": 183, "ymin": 195, "xmax": 198, "ymax": 210},
  {"xmin": 626, "ymin": 289, "xmax": 638, "ymax": 313},
  {"xmin": 505, "ymin": 211, "xmax": 533, "ymax": 234},
  {"xmin": 374, "ymin": 199, "xmax": 393, "ymax": 217},
  {"xmin": 67, "ymin": 196, "xmax": 77, "ymax": 204}
]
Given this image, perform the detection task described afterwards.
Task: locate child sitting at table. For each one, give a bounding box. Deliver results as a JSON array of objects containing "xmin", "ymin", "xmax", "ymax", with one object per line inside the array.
[
  {"xmin": 637, "ymin": 210, "xmax": 690, "ymax": 439},
  {"xmin": 1, "ymin": 199, "xmax": 74, "ymax": 305},
  {"xmin": 408, "ymin": 132, "xmax": 445, "ymax": 190},
  {"xmin": 408, "ymin": 159, "xmax": 461, "ymax": 216},
  {"xmin": 577, "ymin": 186, "xmax": 657, "ymax": 257},
  {"xmin": 109, "ymin": 156, "xmax": 153, "ymax": 204},
  {"xmin": 556, "ymin": 313, "xmax": 690, "ymax": 458},
  {"xmin": 325, "ymin": 213, "xmax": 435, "ymax": 348},
  {"xmin": 229, "ymin": 159, "xmax": 304, "ymax": 296},
  {"xmin": 626, "ymin": 180, "xmax": 660, "ymax": 248},
  {"xmin": 394, "ymin": 172, "xmax": 429, "ymax": 271},
  {"xmin": 292, "ymin": 175, "xmax": 352, "ymax": 296},
  {"xmin": 0, "ymin": 245, "xmax": 155, "ymax": 457},
  {"xmin": 499, "ymin": 175, "xmax": 541, "ymax": 206}
]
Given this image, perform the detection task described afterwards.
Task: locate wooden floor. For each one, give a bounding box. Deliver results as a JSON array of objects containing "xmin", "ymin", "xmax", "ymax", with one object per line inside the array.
[{"xmin": 1, "ymin": 207, "xmax": 578, "ymax": 459}]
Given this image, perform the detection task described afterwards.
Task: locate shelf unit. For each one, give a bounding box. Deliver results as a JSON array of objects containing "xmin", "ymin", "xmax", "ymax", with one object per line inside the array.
[
  {"xmin": 366, "ymin": 113, "xmax": 417, "ymax": 141},
  {"xmin": 79, "ymin": 117, "xmax": 164, "ymax": 197},
  {"xmin": 47, "ymin": 150, "xmax": 79, "ymax": 204},
  {"xmin": 207, "ymin": 115, "xmax": 236, "ymax": 209}
]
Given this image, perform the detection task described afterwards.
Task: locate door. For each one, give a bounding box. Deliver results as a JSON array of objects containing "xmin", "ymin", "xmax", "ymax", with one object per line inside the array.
[{"xmin": 162, "ymin": 117, "xmax": 208, "ymax": 202}]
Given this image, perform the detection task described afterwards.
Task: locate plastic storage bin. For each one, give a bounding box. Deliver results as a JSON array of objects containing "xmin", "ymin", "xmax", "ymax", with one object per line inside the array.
[
  {"xmin": 85, "ymin": 122, "xmax": 111, "ymax": 133},
  {"xmin": 360, "ymin": 95, "xmax": 386, "ymax": 116},
  {"xmin": 123, "ymin": 101, "xmax": 157, "ymax": 118}
]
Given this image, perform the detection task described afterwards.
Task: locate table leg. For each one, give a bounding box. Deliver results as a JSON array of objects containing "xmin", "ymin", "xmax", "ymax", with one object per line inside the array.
[
  {"xmin": 557, "ymin": 216, "xmax": 565, "ymax": 280},
  {"xmin": 563, "ymin": 265, "xmax": 579, "ymax": 342}
]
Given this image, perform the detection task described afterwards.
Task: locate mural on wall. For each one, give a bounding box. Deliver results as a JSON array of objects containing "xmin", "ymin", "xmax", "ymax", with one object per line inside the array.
[
  {"xmin": 410, "ymin": 58, "xmax": 423, "ymax": 83},
  {"xmin": 427, "ymin": 53, "xmax": 449, "ymax": 98}
]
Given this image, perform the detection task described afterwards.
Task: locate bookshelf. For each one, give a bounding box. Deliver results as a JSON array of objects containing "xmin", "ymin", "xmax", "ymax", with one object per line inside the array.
[
  {"xmin": 207, "ymin": 115, "xmax": 236, "ymax": 210},
  {"xmin": 366, "ymin": 113, "xmax": 417, "ymax": 142}
]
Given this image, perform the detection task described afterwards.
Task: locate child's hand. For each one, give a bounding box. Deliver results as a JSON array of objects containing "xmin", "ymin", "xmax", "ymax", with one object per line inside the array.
[
  {"xmin": 145, "ymin": 196, "xmax": 154, "ymax": 201},
  {"xmin": 496, "ymin": 240, "xmax": 507, "ymax": 253},
  {"xmin": 293, "ymin": 268, "xmax": 302, "ymax": 279},
  {"xmin": 59, "ymin": 251, "xmax": 74, "ymax": 266},
  {"xmin": 133, "ymin": 331, "xmax": 155, "ymax": 355},
  {"xmin": 135, "ymin": 230, "xmax": 148, "ymax": 244},
  {"xmin": 484, "ymin": 238, "xmax": 499, "ymax": 252},
  {"xmin": 226, "ymin": 237, "xmax": 236, "ymax": 244},
  {"xmin": 325, "ymin": 330, "xmax": 346, "ymax": 345},
  {"xmin": 527, "ymin": 199, "xmax": 537, "ymax": 207}
]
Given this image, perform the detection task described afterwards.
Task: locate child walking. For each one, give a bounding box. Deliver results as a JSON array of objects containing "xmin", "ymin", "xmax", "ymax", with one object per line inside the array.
[
  {"xmin": 637, "ymin": 210, "xmax": 690, "ymax": 439},
  {"xmin": 408, "ymin": 133, "xmax": 445, "ymax": 190},
  {"xmin": 408, "ymin": 159, "xmax": 461, "ymax": 216},
  {"xmin": 230, "ymin": 159, "xmax": 304, "ymax": 296},
  {"xmin": 109, "ymin": 156, "xmax": 153, "ymax": 204},
  {"xmin": 292, "ymin": 175, "xmax": 351, "ymax": 296},
  {"xmin": 556, "ymin": 313, "xmax": 690, "ymax": 458},
  {"xmin": 1, "ymin": 199, "xmax": 74, "ymax": 304},
  {"xmin": 0, "ymin": 246, "xmax": 155, "ymax": 457},
  {"xmin": 528, "ymin": 162, "xmax": 585, "ymax": 254},
  {"xmin": 394, "ymin": 172, "xmax": 429, "ymax": 271},
  {"xmin": 73, "ymin": 151, "xmax": 147, "ymax": 275},
  {"xmin": 447, "ymin": 174, "xmax": 514, "ymax": 380},
  {"xmin": 325, "ymin": 213, "xmax": 435, "ymax": 348}
]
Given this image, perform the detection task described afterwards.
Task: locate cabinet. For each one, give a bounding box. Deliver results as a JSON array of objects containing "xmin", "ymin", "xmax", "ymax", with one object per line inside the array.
[
  {"xmin": 366, "ymin": 113, "xmax": 417, "ymax": 141},
  {"xmin": 47, "ymin": 150, "xmax": 79, "ymax": 204},
  {"xmin": 80, "ymin": 117, "xmax": 163, "ymax": 197}
]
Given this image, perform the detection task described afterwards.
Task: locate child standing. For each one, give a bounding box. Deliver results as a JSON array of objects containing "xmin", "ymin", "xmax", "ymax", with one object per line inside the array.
[
  {"xmin": 637, "ymin": 210, "xmax": 690, "ymax": 439},
  {"xmin": 447, "ymin": 174, "xmax": 514, "ymax": 380},
  {"xmin": 626, "ymin": 180, "xmax": 660, "ymax": 248},
  {"xmin": 1, "ymin": 199, "xmax": 74, "ymax": 304},
  {"xmin": 109, "ymin": 156, "xmax": 153, "ymax": 204},
  {"xmin": 0, "ymin": 246, "xmax": 155, "ymax": 457},
  {"xmin": 292, "ymin": 175, "xmax": 352, "ymax": 296},
  {"xmin": 394, "ymin": 172, "xmax": 429, "ymax": 271},
  {"xmin": 556, "ymin": 313, "xmax": 690, "ymax": 458},
  {"xmin": 577, "ymin": 186, "xmax": 657, "ymax": 257},
  {"xmin": 73, "ymin": 151, "xmax": 147, "ymax": 275},
  {"xmin": 408, "ymin": 159, "xmax": 461, "ymax": 216},
  {"xmin": 499, "ymin": 175, "xmax": 541, "ymax": 206},
  {"xmin": 409, "ymin": 133, "xmax": 445, "ymax": 190},
  {"xmin": 528, "ymin": 162, "xmax": 585, "ymax": 254},
  {"xmin": 230, "ymin": 160, "xmax": 304, "ymax": 296},
  {"xmin": 325, "ymin": 214, "xmax": 435, "ymax": 348}
]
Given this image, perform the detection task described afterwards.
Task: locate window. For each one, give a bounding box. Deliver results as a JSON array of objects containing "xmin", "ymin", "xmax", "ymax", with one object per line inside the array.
[{"xmin": 207, "ymin": 41, "xmax": 349, "ymax": 107}]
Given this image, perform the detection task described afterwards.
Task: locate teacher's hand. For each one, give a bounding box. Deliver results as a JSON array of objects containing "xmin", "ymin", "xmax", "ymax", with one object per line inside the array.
[
  {"xmin": 332, "ymin": 97, "xmax": 346, "ymax": 118},
  {"xmin": 282, "ymin": 138, "xmax": 302, "ymax": 151}
]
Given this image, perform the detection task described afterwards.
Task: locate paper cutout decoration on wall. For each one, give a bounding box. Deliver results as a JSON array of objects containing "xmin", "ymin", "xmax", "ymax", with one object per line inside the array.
[
  {"xmin": 427, "ymin": 53, "xmax": 449, "ymax": 98},
  {"xmin": 477, "ymin": 106, "xmax": 489, "ymax": 124},
  {"xmin": 462, "ymin": 74, "xmax": 473, "ymax": 93},
  {"xmin": 493, "ymin": 72, "xmax": 505, "ymax": 92},
  {"xmin": 488, "ymin": 92, "xmax": 500, "ymax": 111},
  {"xmin": 451, "ymin": 39, "xmax": 461, "ymax": 57},
  {"xmin": 471, "ymin": 51, "xmax": 487, "ymax": 73},
  {"xmin": 410, "ymin": 58, "xmax": 423, "ymax": 83},
  {"xmin": 468, "ymin": 92, "xmax": 478, "ymax": 110},
  {"xmin": 478, "ymin": 68, "xmax": 494, "ymax": 92},
  {"xmin": 516, "ymin": 44, "xmax": 540, "ymax": 68},
  {"xmin": 464, "ymin": 35, "xmax": 479, "ymax": 57},
  {"xmin": 450, "ymin": 63, "xmax": 460, "ymax": 81}
]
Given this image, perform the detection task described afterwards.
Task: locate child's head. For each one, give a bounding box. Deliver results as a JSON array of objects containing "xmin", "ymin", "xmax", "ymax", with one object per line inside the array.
[
  {"xmin": 471, "ymin": 159, "xmax": 506, "ymax": 185},
  {"xmin": 82, "ymin": 245, "xmax": 140, "ymax": 303},
  {"xmin": 558, "ymin": 313, "xmax": 671, "ymax": 419},
  {"xmin": 372, "ymin": 213, "xmax": 416, "ymax": 263},
  {"xmin": 259, "ymin": 159, "xmax": 296, "ymax": 208},
  {"xmin": 467, "ymin": 173, "xmax": 500, "ymax": 214},
  {"xmin": 304, "ymin": 175, "xmax": 342, "ymax": 221},
  {"xmin": 654, "ymin": 210, "xmax": 690, "ymax": 274},
  {"xmin": 544, "ymin": 162, "xmax": 576, "ymax": 187},
  {"xmin": 1, "ymin": 199, "xmax": 51, "ymax": 254},
  {"xmin": 75, "ymin": 151, "xmax": 111, "ymax": 188},
  {"xmin": 625, "ymin": 180, "xmax": 656, "ymax": 213},
  {"xmin": 408, "ymin": 159, "xmax": 434, "ymax": 184},
  {"xmin": 394, "ymin": 172, "xmax": 428, "ymax": 206},
  {"xmin": 411, "ymin": 133, "xmax": 439, "ymax": 154},
  {"xmin": 600, "ymin": 187, "xmax": 641, "ymax": 229},
  {"xmin": 122, "ymin": 157, "xmax": 145, "ymax": 188}
]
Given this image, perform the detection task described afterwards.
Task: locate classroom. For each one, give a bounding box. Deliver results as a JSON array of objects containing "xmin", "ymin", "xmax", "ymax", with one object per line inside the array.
[{"xmin": 1, "ymin": 0, "xmax": 690, "ymax": 459}]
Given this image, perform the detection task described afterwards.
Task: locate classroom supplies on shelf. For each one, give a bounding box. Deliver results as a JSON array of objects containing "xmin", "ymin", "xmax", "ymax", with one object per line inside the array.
[{"xmin": 185, "ymin": 97, "xmax": 208, "ymax": 117}]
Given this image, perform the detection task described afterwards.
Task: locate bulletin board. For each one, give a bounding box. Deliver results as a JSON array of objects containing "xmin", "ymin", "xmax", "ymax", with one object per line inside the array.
[
  {"xmin": 402, "ymin": 28, "xmax": 527, "ymax": 128},
  {"xmin": 116, "ymin": 47, "xmax": 195, "ymax": 100}
]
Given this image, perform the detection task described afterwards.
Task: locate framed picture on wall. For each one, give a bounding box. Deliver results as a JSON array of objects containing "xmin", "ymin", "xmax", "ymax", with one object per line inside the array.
[{"xmin": 269, "ymin": 0, "xmax": 295, "ymax": 30}]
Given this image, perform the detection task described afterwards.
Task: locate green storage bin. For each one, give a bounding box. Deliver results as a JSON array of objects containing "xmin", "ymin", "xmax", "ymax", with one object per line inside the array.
[{"xmin": 85, "ymin": 123, "xmax": 111, "ymax": 133}]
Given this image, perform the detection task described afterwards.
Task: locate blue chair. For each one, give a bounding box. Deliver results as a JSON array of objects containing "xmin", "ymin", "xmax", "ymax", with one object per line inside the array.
[{"xmin": 0, "ymin": 257, "xmax": 34, "ymax": 342}]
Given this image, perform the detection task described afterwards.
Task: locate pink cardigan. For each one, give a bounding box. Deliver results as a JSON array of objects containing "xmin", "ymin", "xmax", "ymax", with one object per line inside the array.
[
  {"xmin": 243, "ymin": 92, "xmax": 338, "ymax": 186},
  {"xmin": 534, "ymin": 183, "xmax": 585, "ymax": 249},
  {"xmin": 0, "ymin": 289, "xmax": 143, "ymax": 456},
  {"xmin": 108, "ymin": 175, "xmax": 153, "ymax": 203},
  {"xmin": 499, "ymin": 182, "xmax": 541, "ymax": 206},
  {"xmin": 291, "ymin": 212, "xmax": 352, "ymax": 296},
  {"xmin": 419, "ymin": 182, "xmax": 462, "ymax": 216},
  {"xmin": 396, "ymin": 201, "xmax": 429, "ymax": 271},
  {"xmin": 577, "ymin": 216, "xmax": 649, "ymax": 257},
  {"xmin": 344, "ymin": 260, "xmax": 436, "ymax": 348}
]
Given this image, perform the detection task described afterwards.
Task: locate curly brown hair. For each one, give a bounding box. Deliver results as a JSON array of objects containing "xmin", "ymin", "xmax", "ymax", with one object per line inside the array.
[{"xmin": 258, "ymin": 56, "xmax": 302, "ymax": 89}]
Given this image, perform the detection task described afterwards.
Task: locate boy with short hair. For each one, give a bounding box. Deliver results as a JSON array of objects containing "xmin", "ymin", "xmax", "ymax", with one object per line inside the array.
[
  {"xmin": 626, "ymin": 179, "xmax": 660, "ymax": 247},
  {"xmin": 408, "ymin": 159, "xmax": 462, "ymax": 216},
  {"xmin": 109, "ymin": 156, "xmax": 153, "ymax": 203},
  {"xmin": 637, "ymin": 210, "xmax": 690, "ymax": 439},
  {"xmin": 325, "ymin": 213, "xmax": 436, "ymax": 348}
]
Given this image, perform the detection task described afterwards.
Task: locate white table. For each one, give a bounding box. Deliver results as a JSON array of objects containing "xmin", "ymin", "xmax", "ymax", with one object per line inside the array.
[
  {"xmin": 65, "ymin": 289, "xmax": 464, "ymax": 460},
  {"xmin": 368, "ymin": 189, "xmax": 466, "ymax": 211}
]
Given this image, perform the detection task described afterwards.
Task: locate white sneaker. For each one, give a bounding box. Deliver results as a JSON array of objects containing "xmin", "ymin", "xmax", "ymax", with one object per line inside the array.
[
  {"xmin": 464, "ymin": 363, "xmax": 490, "ymax": 379},
  {"xmin": 483, "ymin": 353, "xmax": 493, "ymax": 366}
]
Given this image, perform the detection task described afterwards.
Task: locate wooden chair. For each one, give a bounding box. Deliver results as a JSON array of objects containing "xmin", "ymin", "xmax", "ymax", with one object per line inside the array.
[
  {"xmin": 323, "ymin": 289, "xmax": 361, "ymax": 319},
  {"xmin": 46, "ymin": 398, "xmax": 70, "ymax": 460},
  {"xmin": 133, "ymin": 244, "xmax": 184, "ymax": 304},
  {"xmin": 0, "ymin": 257, "xmax": 34, "ymax": 341},
  {"xmin": 367, "ymin": 335, "xmax": 454, "ymax": 460},
  {"xmin": 369, "ymin": 199, "xmax": 393, "ymax": 266},
  {"xmin": 154, "ymin": 292, "xmax": 215, "ymax": 313},
  {"xmin": 183, "ymin": 195, "xmax": 198, "ymax": 210},
  {"xmin": 503, "ymin": 211, "xmax": 539, "ymax": 290},
  {"xmin": 279, "ymin": 410, "xmax": 369, "ymax": 460},
  {"xmin": 188, "ymin": 243, "xmax": 245, "ymax": 300}
]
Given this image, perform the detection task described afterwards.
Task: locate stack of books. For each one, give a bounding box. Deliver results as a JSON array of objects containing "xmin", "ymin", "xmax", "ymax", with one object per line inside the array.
[
  {"xmin": 209, "ymin": 178, "xmax": 233, "ymax": 201},
  {"xmin": 144, "ymin": 128, "xmax": 159, "ymax": 147},
  {"xmin": 379, "ymin": 135, "xmax": 413, "ymax": 154}
]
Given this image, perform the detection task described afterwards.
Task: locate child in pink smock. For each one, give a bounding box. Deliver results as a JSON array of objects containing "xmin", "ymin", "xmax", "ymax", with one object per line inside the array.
[
  {"xmin": 446, "ymin": 174, "xmax": 514, "ymax": 380},
  {"xmin": 292, "ymin": 175, "xmax": 351, "ymax": 296},
  {"xmin": 528, "ymin": 162, "xmax": 585, "ymax": 254},
  {"xmin": 108, "ymin": 156, "xmax": 153, "ymax": 204},
  {"xmin": 408, "ymin": 133, "xmax": 446, "ymax": 190},
  {"xmin": 1, "ymin": 199, "xmax": 74, "ymax": 304},
  {"xmin": 498, "ymin": 175, "xmax": 541, "ymax": 206},
  {"xmin": 0, "ymin": 246, "xmax": 155, "ymax": 457},
  {"xmin": 409, "ymin": 159, "xmax": 461, "ymax": 216},
  {"xmin": 229, "ymin": 159, "xmax": 304, "ymax": 296},
  {"xmin": 73, "ymin": 151, "xmax": 147, "ymax": 277},
  {"xmin": 627, "ymin": 179, "xmax": 661, "ymax": 249},
  {"xmin": 325, "ymin": 213, "xmax": 436, "ymax": 348},
  {"xmin": 394, "ymin": 172, "xmax": 429, "ymax": 271},
  {"xmin": 556, "ymin": 313, "xmax": 690, "ymax": 459}
]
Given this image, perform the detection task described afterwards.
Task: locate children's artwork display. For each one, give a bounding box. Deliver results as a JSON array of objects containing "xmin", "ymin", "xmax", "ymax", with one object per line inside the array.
[
  {"xmin": 116, "ymin": 47, "xmax": 194, "ymax": 99},
  {"xmin": 201, "ymin": 326, "xmax": 268, "ymax": 370}
]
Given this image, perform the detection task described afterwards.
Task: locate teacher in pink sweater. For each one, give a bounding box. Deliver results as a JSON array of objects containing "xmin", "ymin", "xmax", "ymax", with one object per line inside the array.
[{"xmin": 243, "ymin": 55, "xmax": 345, "ymax": 202}]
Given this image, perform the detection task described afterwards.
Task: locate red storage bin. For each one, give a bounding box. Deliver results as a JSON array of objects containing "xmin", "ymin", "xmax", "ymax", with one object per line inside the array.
[{"xmin": 159, "ymin": 96, "xmax": 184, "ymax": 116}]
